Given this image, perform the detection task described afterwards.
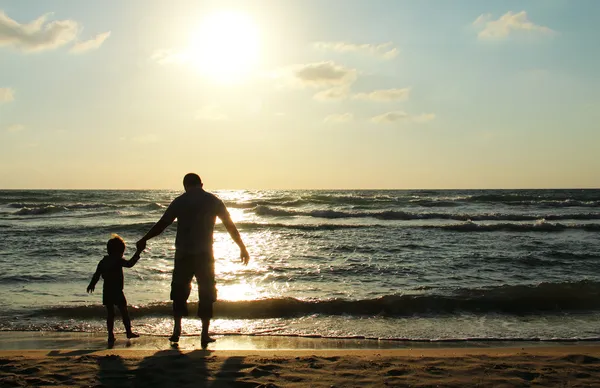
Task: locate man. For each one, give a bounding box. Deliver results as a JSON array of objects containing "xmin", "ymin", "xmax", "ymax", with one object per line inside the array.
[{"xmin": 136, "ymin": 173, "xmax": 249, "ymax": 348}]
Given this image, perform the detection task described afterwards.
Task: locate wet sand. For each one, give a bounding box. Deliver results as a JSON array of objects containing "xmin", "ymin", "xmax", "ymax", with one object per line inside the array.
[{"xmin": 1, "ymin": 332, "xmax": 600, "ymax": 386}]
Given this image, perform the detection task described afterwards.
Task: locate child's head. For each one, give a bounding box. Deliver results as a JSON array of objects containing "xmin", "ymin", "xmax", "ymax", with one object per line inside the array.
[{"xmin": 106, "ymin": 234, "xmax": 126, "ymax": 257}]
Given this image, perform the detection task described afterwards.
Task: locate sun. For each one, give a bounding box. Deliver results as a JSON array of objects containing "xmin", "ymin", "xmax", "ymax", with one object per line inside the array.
[{"xmin": 189, "ymin": 11, "xmax": 260, "ymax": 83}]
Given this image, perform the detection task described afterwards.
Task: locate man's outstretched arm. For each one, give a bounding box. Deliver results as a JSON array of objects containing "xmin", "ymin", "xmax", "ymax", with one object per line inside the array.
[
  {"xmin": 220, "ymin": 214, "xmax": 250, "ymax": 265},
  {"xmin": 137, "ymin": 209, "xmax": 176, "ymax": 251}
]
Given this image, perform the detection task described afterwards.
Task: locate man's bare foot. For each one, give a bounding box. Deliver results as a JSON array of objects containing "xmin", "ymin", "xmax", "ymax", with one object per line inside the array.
[
  {"xmin": 169, "ymin": 330, "xmax": 180, "ymax": 342},
  {"xmin": 170, "ymin": 325, "xmax": 181, "ymax": 343},
  {"xmin": 107, "ymin": 336, "xmax": 115, "ymax": 348},
  {"xmin": 201, "ymin": 336, "xmax": 216, "ymax": 349},
  {"xmin": 126, "ymin": 332, "xmax": 140, "ymax": 339}
]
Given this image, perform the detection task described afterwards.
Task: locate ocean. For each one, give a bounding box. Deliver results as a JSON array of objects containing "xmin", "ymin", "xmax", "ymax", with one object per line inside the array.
[{"xmin": 1, "ymin": 189, "xmax": 599, "ymax": 342}]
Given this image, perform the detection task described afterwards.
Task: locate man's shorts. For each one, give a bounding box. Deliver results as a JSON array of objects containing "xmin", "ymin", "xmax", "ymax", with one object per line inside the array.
[{"xmin": 170, "ymin": 251, "xmax": 216, "ymax": 319}]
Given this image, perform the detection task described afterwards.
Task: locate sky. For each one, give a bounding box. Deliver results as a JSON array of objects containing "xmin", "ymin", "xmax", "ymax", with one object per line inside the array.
[{"xmin": 0, "ymin": 0, "xmax": 598, "ymax": 189}]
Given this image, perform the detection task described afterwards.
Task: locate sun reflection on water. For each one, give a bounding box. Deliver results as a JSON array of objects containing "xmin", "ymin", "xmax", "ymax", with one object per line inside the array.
[{"xmin": 211, "ymin": 229, "xmax": 287, "ymax": 302}]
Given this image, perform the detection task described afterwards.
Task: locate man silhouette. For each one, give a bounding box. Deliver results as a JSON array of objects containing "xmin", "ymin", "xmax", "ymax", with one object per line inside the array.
[{"xmin": 136, "ymin": 173, "xmax": 249, "ymax": 348}]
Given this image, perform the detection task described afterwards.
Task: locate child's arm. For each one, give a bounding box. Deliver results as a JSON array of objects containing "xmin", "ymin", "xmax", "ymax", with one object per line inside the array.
[
  {"xmin": 122, "ymin": 250, "xmax": 142, "ymax": 268},
  {"xmin": 87, "ymin": 262, "xmax": 102, "ymax": 293}
]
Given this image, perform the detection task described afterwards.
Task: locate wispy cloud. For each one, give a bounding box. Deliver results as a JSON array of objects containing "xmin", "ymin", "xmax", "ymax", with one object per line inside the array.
[
  {"xmin": 353, "ymin": 88, "xmax": 410, "ymax": 102},
  {"xmin": 473, "ymin": 11, "xmax": 555, "ymax": 40},
  {"xmin": 314, "ymin": 41, "xmax": 398, "ymax": 59},
  {"xmin": 313, "ymin": 87, "xmax": 349, "ymax": 101},
  {"xmin": 70, "ymin": 31, "xmax": 111, "ymax": 54},
  {"xmin": 6, "ymin": 124, "xmax": 24, "ymax": 132},
  {"xmin": 151, "ymin": 48, "xmax": 189, "ymax": 65},
  {"xmin": 0, "ymin": 10, "xmax": 110, "ymax": 54},
  {"xmin": 371, "ymin": 111, "xmax": 435, "ymax": 124},
  {"xmin": 282, "ymin": 61, "xmax": 357, "ymax": 89},
  {"xmin": 194, "ymin": 104, "xmax": 229, "ymax": 121},
  {"xmin": 0, "ymin": 87, "xmax": 14, "ymax": 103},
  {"xmin": 0, "ymin": 10, "xmax": 79, "ymax": 52},
  {"xmin": 324, "ymin": 113, "xmax": 353, "ymax": 124},
  {"xmin": 371, "ymin": 111, "xmax": 409, "ymax": 124}
]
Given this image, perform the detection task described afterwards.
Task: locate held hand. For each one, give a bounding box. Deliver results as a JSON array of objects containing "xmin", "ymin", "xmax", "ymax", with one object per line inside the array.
[
  {"xmin": 87, "ymin": 285, "xmax": 95, "ymax": 293},
  {"xmin": 240, "ymin": 247, "xmax": 250, "ymax": 265},
  {"xmin": 136, "ymin": 239, "xmax": 147, "ymax": 252}
]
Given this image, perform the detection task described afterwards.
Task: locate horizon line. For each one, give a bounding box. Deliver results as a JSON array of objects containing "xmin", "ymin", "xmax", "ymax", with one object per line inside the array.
[{"xmin": 0, "ymin": 187, "xmax": 598, "ymax": 191}]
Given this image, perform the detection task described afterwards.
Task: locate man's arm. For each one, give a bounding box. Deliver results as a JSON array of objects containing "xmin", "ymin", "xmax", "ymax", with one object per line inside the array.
[
  {"xmin": 220, "ymin": 213, "xmax": 250, "ymax": 265},
  {"xmin": 87, "ymin": 263, "xmax": 102, "ymax": 293},
  {"xmin": 136, "ymin": 205, "xmax": 176, "ymax": 251},
  {"xmin": 122, "ymin": 250, "xmax": 142, "ymax": 268}
]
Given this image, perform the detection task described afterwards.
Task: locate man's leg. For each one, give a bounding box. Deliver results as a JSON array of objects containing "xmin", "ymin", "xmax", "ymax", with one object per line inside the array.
[
  {"xmin": 196, "ymin": 256, "xmax": 217, "ymax": 348},
  {"xmin": 171, "ymin": 315, "xmax": 182, "ymax": 343},
  {"xmin": 170, "ymin": 256, "xmax": 194, "ymax": 342},
  {"xmin": 200, "ymin": 317, "xmax": 214, "ymax": 347}
]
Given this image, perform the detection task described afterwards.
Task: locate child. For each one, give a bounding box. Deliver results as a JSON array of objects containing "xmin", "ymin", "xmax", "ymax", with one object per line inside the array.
[{"xmin": 87, "ymin": 234, "xmax": 141, "ymax": 344}]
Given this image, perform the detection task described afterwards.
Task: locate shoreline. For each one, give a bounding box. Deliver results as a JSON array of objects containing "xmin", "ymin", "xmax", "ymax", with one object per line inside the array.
[{"xmin": 1, "ymin": 331, "xmax": 600, "ymax": 351}]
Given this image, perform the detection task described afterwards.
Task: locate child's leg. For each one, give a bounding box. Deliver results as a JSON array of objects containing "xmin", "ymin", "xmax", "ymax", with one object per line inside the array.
[
  {"xmin": 116, "ymin": 304, "xmax": 139, "ymax": 338},
  {"xmin": 106, "ymin": 305, "xmax": 115, "ymax": 341}
]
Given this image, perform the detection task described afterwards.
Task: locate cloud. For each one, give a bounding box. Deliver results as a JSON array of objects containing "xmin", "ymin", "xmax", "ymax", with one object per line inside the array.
[
  {"xmin": 313, "ymin": 87, "xmax": 349, "ymax": 101},
  {"xmin": 371, "ymin": 111, "xmax": 435, "ymax": 124},
  {"xmin": 151, "ymin": 48, "xmax": 189, "ymax": 65},
  {"xmin": 473, "ymin": 11, "xmax": 555, "ymax": 40},
  {"xmin": 70, "ymin": 31, "xmax": 111, "ymax": 53},
  {"xmin": 284, "ymin": 61, "xmax": 357, "ymax": 88},
  {"xmin": 0, "ymin": 87, "xmax": 14, "ymax": 103},
  {"xmin": 0, "ymin": 10, "xmax": 79, "ymax": 52},
  {"xmin": 371, "ymin": 111, "xmax": 409, "ymax": 123},
  {"xmin": 353, "ymin": 88, "xmax": 411, "ymax": 102},
  {"xmin": 314, "ymin": 41, "xmax": 398, "ymax": 59},
  {"xmin": 194, "ymin": 104, "xmax": 228, "ymax": 121},
  {"xmin": 324, "ymin": 113, "xmax": 353, "ymax": 124},
  {"xmin": 6, "ymin": 124, "xmax": 24, "ymax": 132}
]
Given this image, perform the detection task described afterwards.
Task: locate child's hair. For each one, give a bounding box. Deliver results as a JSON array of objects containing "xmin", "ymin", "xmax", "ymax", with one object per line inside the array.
[{"xmin": 107, "ymin": 234, "xmax": 126, "ymax": 256}]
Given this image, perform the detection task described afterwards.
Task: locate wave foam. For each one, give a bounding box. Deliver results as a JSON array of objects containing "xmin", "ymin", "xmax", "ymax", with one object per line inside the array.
[{"xmin": 28, "ymin": 280, "xmax": 600, "ymax": 319}]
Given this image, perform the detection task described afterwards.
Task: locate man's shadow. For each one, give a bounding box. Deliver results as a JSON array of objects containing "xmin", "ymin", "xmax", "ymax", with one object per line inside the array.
[
  {"xmin": 94, "ymin": 347, "xmax": 252, "ymax": 387},
  {"xmin": 124, "ymin": 348, "xmax": 250, "ymax": 387},
  {"xmin": 134, "ymin": 349, "xmax": 210, "ymax": 387},
  {"xmin": 211, "ymin": 355, "xmax": 252, "ymax": 386},
  {"xmin": 97, "ymin": 354, "xmax": 132, "ymax": 388}
]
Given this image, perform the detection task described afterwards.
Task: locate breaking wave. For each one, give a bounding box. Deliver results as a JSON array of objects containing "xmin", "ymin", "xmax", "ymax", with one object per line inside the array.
[{"xmin": 29, "ymin": 281, "xmax": 600, "ymax": 319}]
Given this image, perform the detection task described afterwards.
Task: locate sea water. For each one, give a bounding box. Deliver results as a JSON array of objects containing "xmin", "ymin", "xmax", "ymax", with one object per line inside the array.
[{"xmin": 1, "ymin": 189, "xmax": 599, "ymax": 341}]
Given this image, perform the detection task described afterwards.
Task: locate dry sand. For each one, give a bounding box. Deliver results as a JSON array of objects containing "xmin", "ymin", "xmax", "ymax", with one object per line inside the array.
[{"xmin": 2, "ymin": 346, "xmax": 600, "ymax": 387}]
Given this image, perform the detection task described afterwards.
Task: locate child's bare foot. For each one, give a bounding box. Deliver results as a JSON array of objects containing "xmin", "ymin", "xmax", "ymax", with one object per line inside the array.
[{"xmin": 126, "ymin": 332, "xmax": 140, "ymax": 339}]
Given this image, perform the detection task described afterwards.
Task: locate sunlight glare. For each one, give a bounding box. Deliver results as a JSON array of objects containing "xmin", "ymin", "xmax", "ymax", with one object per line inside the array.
[
  {"xmin": 218, "ymin": 281, "xmax": 261, "ymax": 301},
  {"xmin": 189, "ymin": 11, "xmax": 260, "ymax": 83}
]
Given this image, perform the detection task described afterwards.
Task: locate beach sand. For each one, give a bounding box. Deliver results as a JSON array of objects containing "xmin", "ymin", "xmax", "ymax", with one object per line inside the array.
[{"xmin": 1, "ymin": 333, "xmax": 600, "ymax": 387}]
